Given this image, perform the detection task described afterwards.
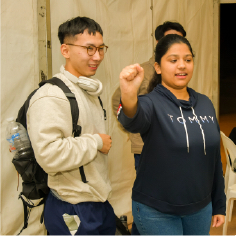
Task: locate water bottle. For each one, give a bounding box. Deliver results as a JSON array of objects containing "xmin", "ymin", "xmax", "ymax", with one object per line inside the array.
[
  {"xmin": 120, "ymin": 215, "xmax": 128, "ymax": 230},
  {"xmin": 6, "ymin": 117, "xmax": 33, "ymax": 158}
]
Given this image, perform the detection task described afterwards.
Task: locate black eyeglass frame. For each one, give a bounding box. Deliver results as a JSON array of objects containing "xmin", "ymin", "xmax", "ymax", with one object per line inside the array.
[{"xmin": 66, "ymin": 43, "xmax": 108, "ymax": 56}]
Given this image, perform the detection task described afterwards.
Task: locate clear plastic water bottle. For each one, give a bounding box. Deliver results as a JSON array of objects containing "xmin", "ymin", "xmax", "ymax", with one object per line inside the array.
[{"xmin": 6, "ymin": 117, "xmax": 32, "ymax": 158}]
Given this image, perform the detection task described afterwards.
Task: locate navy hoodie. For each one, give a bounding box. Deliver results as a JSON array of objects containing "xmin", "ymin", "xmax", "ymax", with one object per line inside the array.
[{"xmin": 118, "ymin": 84, "xmax": 226, "ymax": 216}]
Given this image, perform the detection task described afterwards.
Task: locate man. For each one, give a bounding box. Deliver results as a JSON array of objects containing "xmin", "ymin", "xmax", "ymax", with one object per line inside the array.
[
  {"xmin": 112, "ymin": 21, "xmax": 186, "ymax": 235},
  {"xmin": 27, "ymin": 16, "xmax": 116, "ymax": 235}
]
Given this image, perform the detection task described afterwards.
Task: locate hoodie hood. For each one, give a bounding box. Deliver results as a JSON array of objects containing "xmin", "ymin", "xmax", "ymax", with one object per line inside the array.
[{"xmin": 154, "ymin": 84, "xmax": 198, "ymax": 109}]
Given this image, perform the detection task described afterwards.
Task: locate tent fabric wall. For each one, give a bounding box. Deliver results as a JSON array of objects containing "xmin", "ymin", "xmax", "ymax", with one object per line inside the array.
[
  {"xmin": 1, "ymin": 0, "xmax": 46, "ymax": 235},
  {"xmin": 153, "ymin": 0, "xmax": 214, "ymax": 100},
  {"xmin": 1, "ymin": 0, "xmax": 215, "ymax": 234}
]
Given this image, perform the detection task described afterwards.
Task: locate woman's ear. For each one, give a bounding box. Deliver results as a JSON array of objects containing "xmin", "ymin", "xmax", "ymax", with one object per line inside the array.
[
  {"xmin": 60, "ymin": 44, "xmax": 70, "ymax": 59},
  {"xmin": 154, "ymin": 62, "xmax": 161, "ymax": 74}
]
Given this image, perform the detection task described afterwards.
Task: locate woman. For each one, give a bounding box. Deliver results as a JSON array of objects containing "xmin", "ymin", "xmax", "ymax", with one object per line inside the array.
[{"xmin": 117, "ymin": 34, "xmax": 225, "ymax": 235}]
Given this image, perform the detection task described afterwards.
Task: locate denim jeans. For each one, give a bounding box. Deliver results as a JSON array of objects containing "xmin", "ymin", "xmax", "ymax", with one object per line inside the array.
[{"xmin": 132, "ymin": 200, "xmax": 212, "ymax": 235}]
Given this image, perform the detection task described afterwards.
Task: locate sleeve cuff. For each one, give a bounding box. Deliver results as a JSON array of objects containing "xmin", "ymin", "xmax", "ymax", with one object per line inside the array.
[{"xmin": 94, "ymin": 134, "xmax": 103, "ymax": 150}]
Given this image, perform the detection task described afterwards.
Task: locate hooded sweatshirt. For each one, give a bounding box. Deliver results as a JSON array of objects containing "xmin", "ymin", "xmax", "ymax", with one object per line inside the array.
[
  {"xmin": 27, "ymin": 66, "xmax": 112, "ymax": 204},
  {"xmin": 118, "ymin": 84, "xmax": 226, "ymax": 216}
]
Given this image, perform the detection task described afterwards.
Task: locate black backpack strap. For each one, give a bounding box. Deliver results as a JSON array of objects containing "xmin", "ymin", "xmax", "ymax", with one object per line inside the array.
[
  {"xmin": 39, "ymin": 77, "xmax": 81, "ymax": 136},
  {"xmin": 115, "ymin": 215, "xmax": 131, "ymax": 235},
  {"xmin": 17, "ymin": 193, "xmax": 45, "ymax": 235},
  {"xmin": 79, "ymin": 166, "xmax": 88, "ymax": 183},
  {"xmin": 16, "ymin": 90, "xmax": 39, "ymax": 129},
  {"xmin": 98, "ymin": 96, "xmax": 107, "ymax": 120},
  {"xmin": 39, "ymin": 77, "xmax": 87, "ymax": 183}
]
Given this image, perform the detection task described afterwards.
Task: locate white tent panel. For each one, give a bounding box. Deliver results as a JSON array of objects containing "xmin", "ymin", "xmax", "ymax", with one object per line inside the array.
[
  {"xmin": 1, "ymin": 0, "xmax": 216, "ymax": 234},
  {"xmin": 1, "ymin": 0, "xmax": 46, "ymax": 234},
  {"xmin": 153, "ymin": 0, "xmax": 214, "ymax": 100}
]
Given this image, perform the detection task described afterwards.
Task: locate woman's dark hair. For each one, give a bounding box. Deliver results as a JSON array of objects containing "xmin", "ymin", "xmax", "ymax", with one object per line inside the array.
[
  {"xmin": 58, "ymin": 16, "xmax": 103, "ymax": 44},
  {"xmin": 147, "ymin": 34, "xmax": 194, "ymax": 93}
]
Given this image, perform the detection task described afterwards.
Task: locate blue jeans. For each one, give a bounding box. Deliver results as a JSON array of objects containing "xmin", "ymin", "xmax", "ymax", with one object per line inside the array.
[{"xmin": 132, "ymin": 200, "xmax": 212, "ymax": 235}]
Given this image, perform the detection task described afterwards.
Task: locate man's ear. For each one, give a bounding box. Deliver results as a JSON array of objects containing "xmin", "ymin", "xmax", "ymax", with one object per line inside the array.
[
  {"xmin": 60, "ymin": 44, "xmax": 70, "ymax": 59},
  {"xmin": 154, "ymin": 62, "xmax": 161, "ymax": 74}
]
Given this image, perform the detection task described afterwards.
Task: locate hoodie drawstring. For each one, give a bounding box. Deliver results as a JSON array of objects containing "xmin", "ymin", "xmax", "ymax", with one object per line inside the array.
[
  {"xmin": 179, "ymin": 106, "xmax": 206, "ymax": 155},
  {"xmin": 191, "ymin": 107, "xmax": 206, "ymax": 155},
  {"xmin": 179, "ymin": 107, "xmax": 189, "ymax": 153}
]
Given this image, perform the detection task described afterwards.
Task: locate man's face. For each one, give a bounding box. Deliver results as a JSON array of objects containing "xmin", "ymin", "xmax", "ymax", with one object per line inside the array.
[{"xmin": 63, "ymin": 30, "xmax": 104, "ymax": 78}]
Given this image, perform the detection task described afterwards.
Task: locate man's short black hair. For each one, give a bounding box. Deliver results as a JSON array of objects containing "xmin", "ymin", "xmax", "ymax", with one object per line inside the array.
[
  {"xmin": 58, "ymin": 16, "xmax": 103, "ymax": 44},
  {"xmin": 154, "ymin": 25, "xmax": 164, "ymax": 41},
  {"xmin": 155, "ymin": 21, "xmax": 186, "ymax": 41}
]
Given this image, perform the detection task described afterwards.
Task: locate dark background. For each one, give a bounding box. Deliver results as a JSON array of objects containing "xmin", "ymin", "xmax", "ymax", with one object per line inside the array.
[{"xmin": 220, "ymin": 3, "xmax": 236, "ymax": 114}]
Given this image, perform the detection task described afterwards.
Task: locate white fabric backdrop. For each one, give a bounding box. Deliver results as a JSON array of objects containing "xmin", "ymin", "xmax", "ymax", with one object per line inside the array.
[
  {"xmin": 153, "ymin": 0, "xmax": 214, "ymax": 99},
  {"xmin": 1, "ymin": 0, "xmax": 215, "ymax": 234},
  {"xmin": 1, "ymin": 1, "xmax": 46, "ymax": 235}
]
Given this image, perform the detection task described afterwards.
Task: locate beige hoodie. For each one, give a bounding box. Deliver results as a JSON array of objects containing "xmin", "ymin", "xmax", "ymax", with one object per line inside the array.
[{"xmin": 27, "ymin": 66, "xmax": 112, "ymax": 204}]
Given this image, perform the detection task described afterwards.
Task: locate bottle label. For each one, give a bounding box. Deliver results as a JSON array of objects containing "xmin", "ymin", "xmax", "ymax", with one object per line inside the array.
[
  {"xmin": 8, "ymin": 144, "xmax": 16, "ymax": 152},
  {"xmin": 12, "ymin": 133, "xmax": 20, "ymax": 140},
  {"xmin": 6, "ymin": 133, "xmax": 20, "ymax": 152}
]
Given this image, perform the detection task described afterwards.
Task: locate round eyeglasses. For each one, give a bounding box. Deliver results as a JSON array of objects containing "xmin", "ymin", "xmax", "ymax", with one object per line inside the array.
[{"xmin": 66, "ymin": 44, "xmax": 108, "ymax": 56}]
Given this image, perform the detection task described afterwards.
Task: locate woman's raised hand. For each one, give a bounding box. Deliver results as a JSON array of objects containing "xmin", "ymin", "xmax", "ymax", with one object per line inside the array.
[
  {"xmin": 119, "ymin": 64, "xmax": 144, "ymax": 97},
  {"xmin": 119, "ymin": 64, "xmax": 144, "ymax": 118}
]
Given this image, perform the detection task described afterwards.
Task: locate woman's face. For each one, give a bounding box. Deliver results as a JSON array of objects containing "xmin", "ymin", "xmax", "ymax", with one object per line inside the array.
[{"xmin": 154, "ymin": 43, "xmax": 194, "ymax": 91}]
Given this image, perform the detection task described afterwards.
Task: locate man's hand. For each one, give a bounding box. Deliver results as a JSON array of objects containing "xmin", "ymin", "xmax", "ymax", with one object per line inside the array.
[
  {"xmin": 212, "ymin": 215, "xmax": 225, "ymax": 227},
  {"xmin": 98, "ymin": 134, "xmax": 112, "ymax": 154}
]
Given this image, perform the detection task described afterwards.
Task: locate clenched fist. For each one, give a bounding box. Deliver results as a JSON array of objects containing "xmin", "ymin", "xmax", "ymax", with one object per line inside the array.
[
  {"xmin": 98, "ymin": 133, "xmax": 112, "ymax": 154},
  {"xmin": 119, "ymin": 64, "xmax": 144, "ymax": 118},
  {"xmin": 120, "ymin": 63, "xmax": 144, "ymax": 97}
]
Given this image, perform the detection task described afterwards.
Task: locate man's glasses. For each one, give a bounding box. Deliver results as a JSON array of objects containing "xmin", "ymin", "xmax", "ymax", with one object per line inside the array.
[{"xmin": 66, "ymin": 44, "xmax": 108, "ymax": 56}]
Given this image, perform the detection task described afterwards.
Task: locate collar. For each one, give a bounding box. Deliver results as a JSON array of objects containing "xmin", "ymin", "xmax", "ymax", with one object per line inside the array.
[{"xmin": 60, "ymin": 65, "xmax": 79, "ymax": 83}]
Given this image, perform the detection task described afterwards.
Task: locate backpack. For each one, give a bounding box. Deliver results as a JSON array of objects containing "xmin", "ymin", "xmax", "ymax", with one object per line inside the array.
[{"xmin": 12, "ymin": 77, "xmax": 84, "ymax": 235}]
